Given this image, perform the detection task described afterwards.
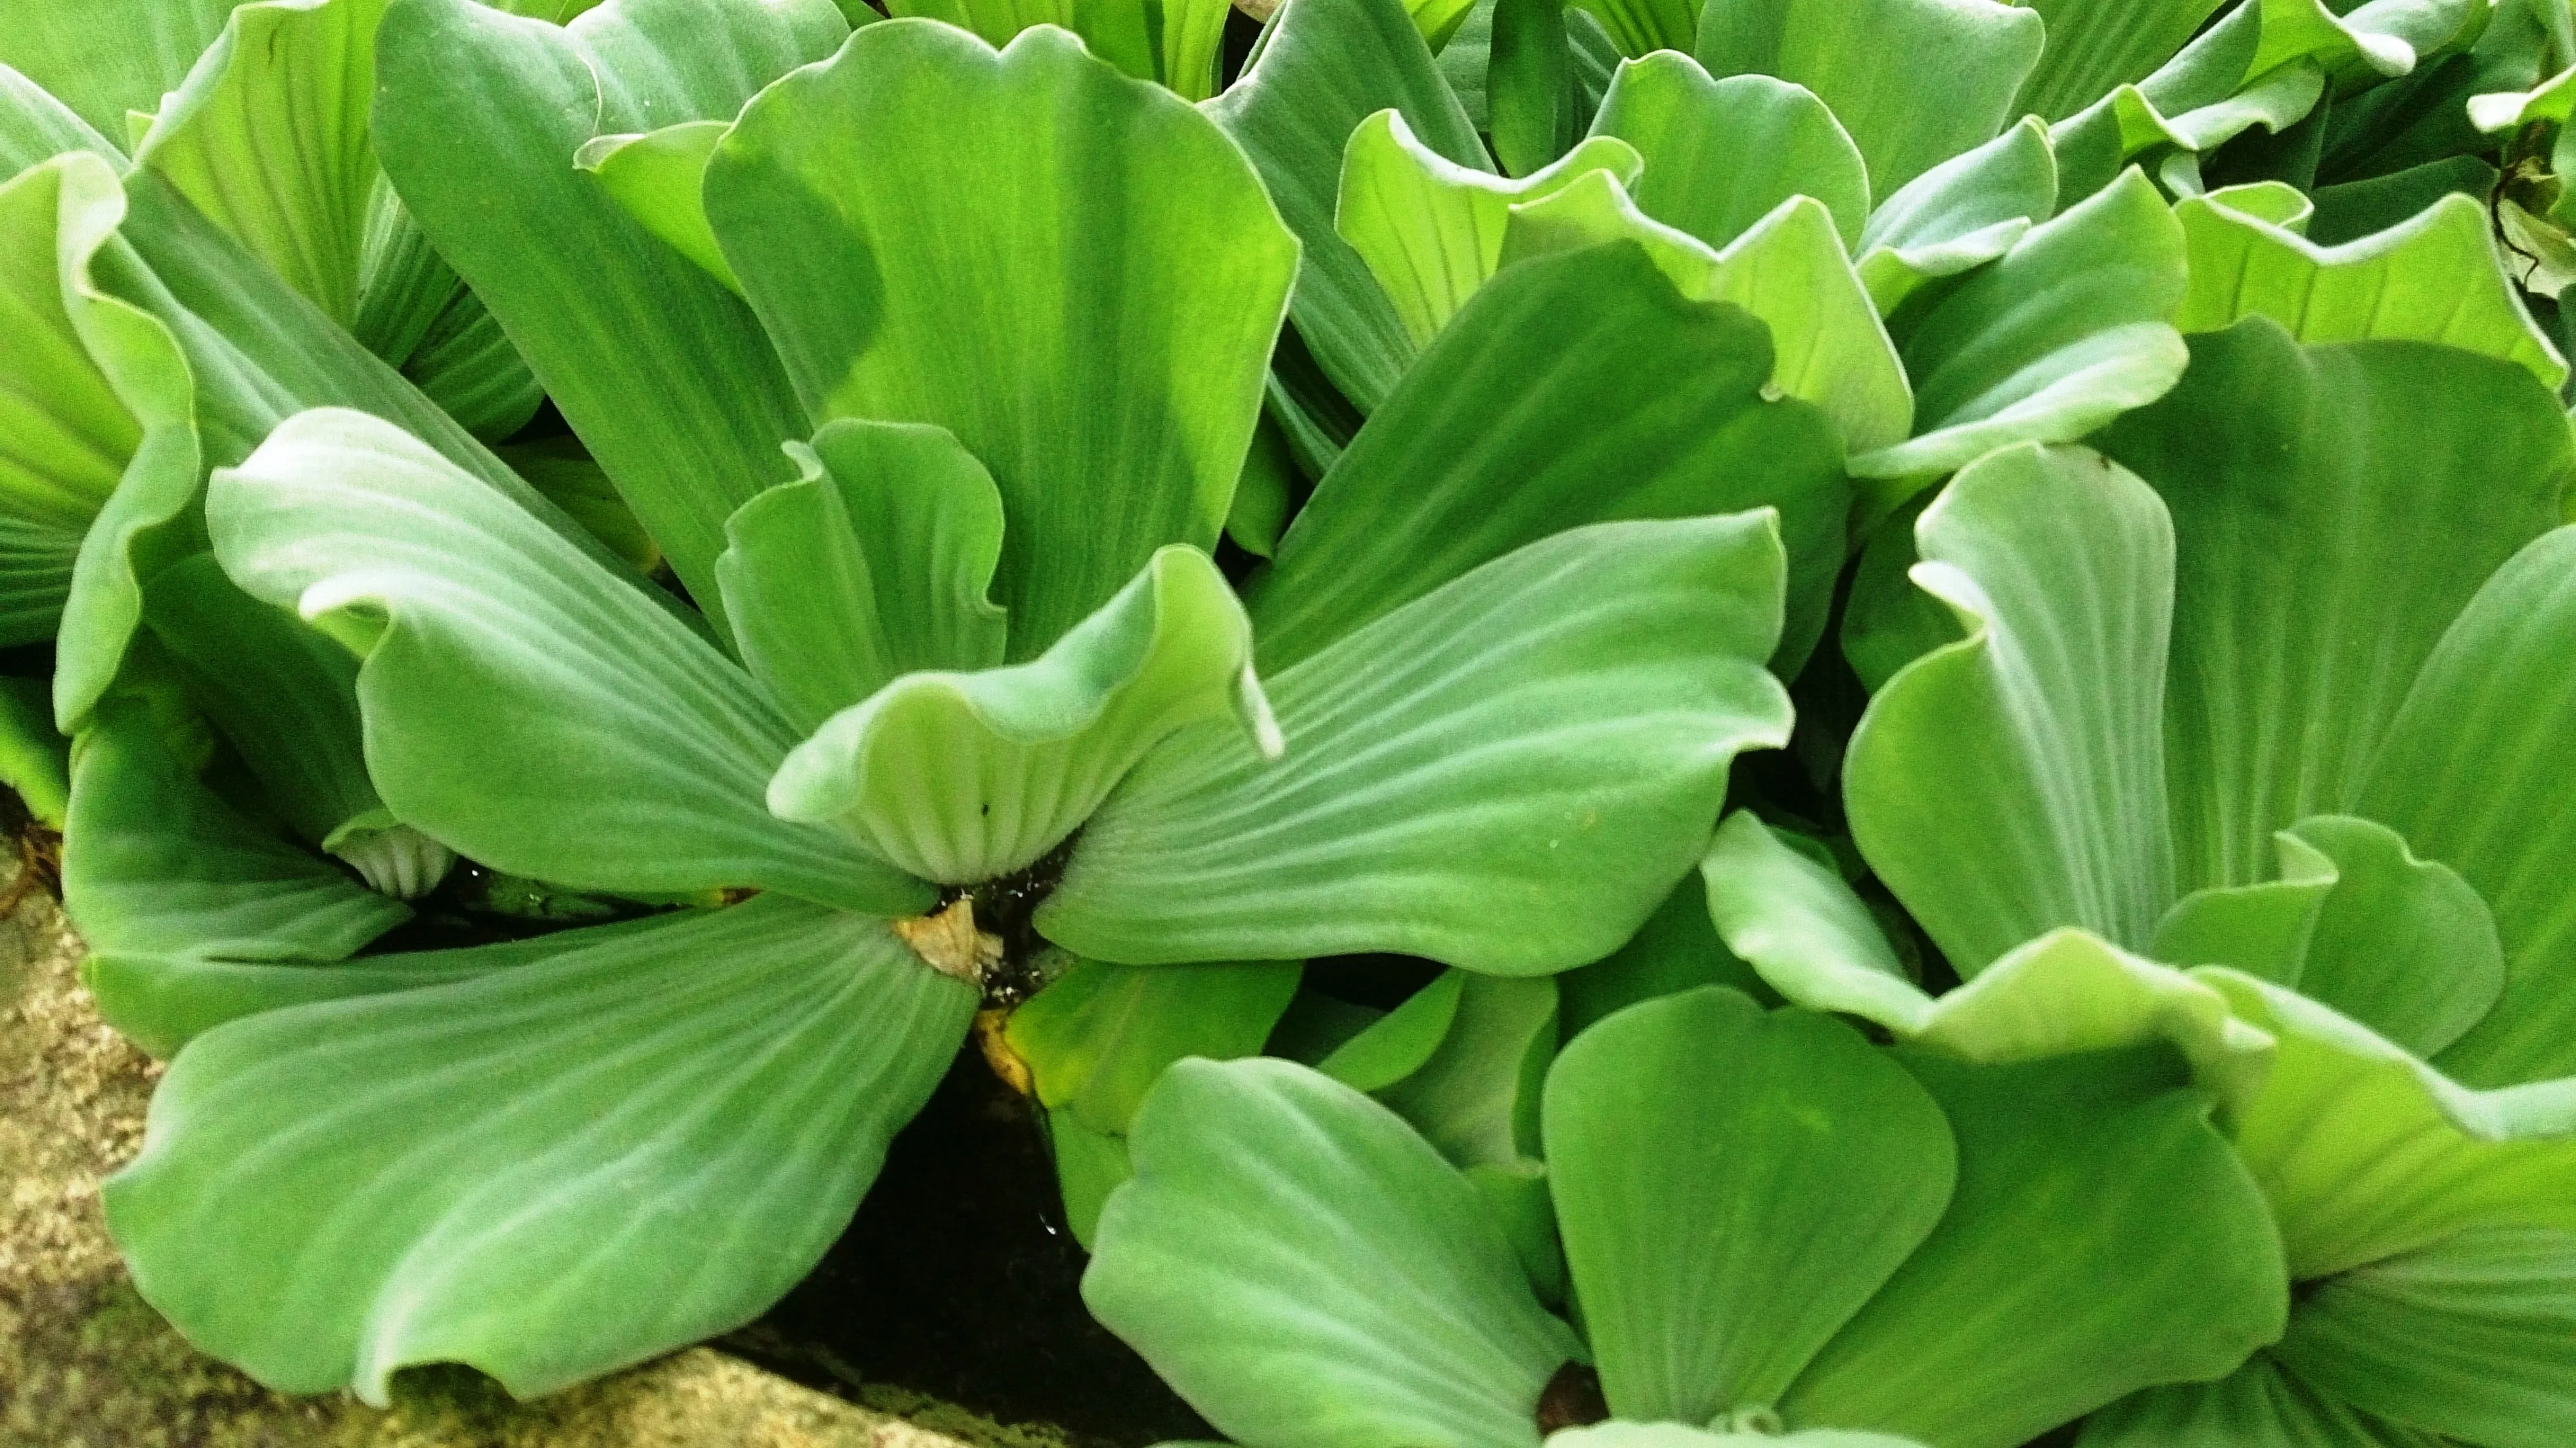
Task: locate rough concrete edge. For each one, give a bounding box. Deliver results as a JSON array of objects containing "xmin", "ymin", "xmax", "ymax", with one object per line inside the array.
[{"xmin": 0, "ymin": 865, "xmax": 1054, "ymax": 1448}]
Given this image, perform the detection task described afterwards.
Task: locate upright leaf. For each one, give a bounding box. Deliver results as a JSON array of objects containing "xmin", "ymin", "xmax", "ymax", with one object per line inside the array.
[
  {"xmin": 1207, "ymin": 0, "xmax": 1488, "ymax": 411},
  {"xmin": 1590, "ymin": 56, "xmax": 1870, "ymax": 250},
  {"xmin": 374, "ymin": 0, "xmax": 848, "ymax": 625},
  {"xmin": 1846, "ymin": 445, "xmax": 2177, "ymax": 973},
  {"xmin": 1249, "ymin": 242, "xmax": 1847, "ymax": 674},
  {"xmin": 1693, "ymin": 0, "xmax": 2045, "ymax": 196},
  {"xmin": 708, "ymin": 21, "xmax": 1299, "ymax": 654},
  {"xmin": 2092, "ymin": 321, "xmax": 2569, "ymax": 897}
]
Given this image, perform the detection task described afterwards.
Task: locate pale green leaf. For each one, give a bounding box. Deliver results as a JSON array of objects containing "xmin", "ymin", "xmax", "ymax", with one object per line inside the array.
[
  {"xmin": 0, "ymin": 1, "xmax": 232, "ymax": 141},
  {"xmin": 83, "ymin": 915, "xmax": 676, "ymax": 1060},
  {"xmin": 2010, "ymin": 0, "xmax": 2231, "ymax": 120},
  {"xmin": 1314, "ymin": 968, "xmax": 1465, "ymax": 1091},
  {"xmin": 1852, "ymin": 119, "xmax": 2056, "ymax": 314},
  {"xmin": 1009, "ymin": 957, "xmax": 1302, "ymax": 1134},
  {"xmin": 770, "ymin": 547, "xmax": 1274, "ymax": 886},
  {"xmin": 2147, "ymin": 829, "xmax": 2334, "ymax": 984},
  {"xmin": 2276, "ymin": 815, "xmax": 2503, "ymax": 1060},
  {"xmin": 1247, "ymin": 241, "xmax": 1847, "ymax": 674},
  {"xmin": 375, "ymin": 0, "xmax": 848, "ymax": 625},
  {"xmin": 103, "ymin": 895, "xmax": 975, "ymax": 1402},
  {"xmin": 133, "ymin": 0, "xmax": 385, "ymax": 330},
  {"xmin": 1849, "ymin": 170, "xmax": 2188, "ymax": 490},
  {"xmin": 2174, "ymin": 189, "xmax": 2566, "ymax": 388},
  {"xmin": 1693, "ymin": 0, "xmax": 2045, "ymax": 196},
  {"xmin": 716, "ymin": 419, "xmax": 1009, "ymax": 735},
  {"xmin": 62, "ymin": 696, "xmax": 408, "ymax": 966},
  {"xmin": 2276, "ymin": 1227, "xmax": 2576, "ymax": 1448},
  {"xmin": 1559, "ymin": 874, "xmax": 1769, "ymax": 1037},
  {"xmin": 1551, "ymin": 1427, "xmax": 1925, "ymax": 1448},
  {"xmin": 2201, "ymin": 970, "xmax": 2576, "ymax": 1278},
  {"xmin": 1039, "ymin": 515, "xmax": 1792, "ymax": 976},
  {"xmin": 2092, "ymin": 321, "xmax": 2569, "ymax": 897},
  {"xmin": 1546, "ymin": 987, "xmax": 1954, "ymax": 1422},
  {"xmin": 208, "ymin": 408, "xmax": 931, "ymax": 916},
  {"xmin": 0, "ymin": 154, "xmax": 138, "ymax": 538},
  {"xmin": 1377, "ymin": 974, "xmax": 1557, "ymax": 1171},
  {"xmin": 1085, "ymin": 1058, "xmax": 1581, "ymax": 1448},
  {"xmin": 1335, "ymin": 106, "xmax": 1641, "ymax": 351},
  {"xmin": 1590, "ymin": 55, "xmax": 1870, "ymax": 250},
  {"xmin": 573, "ymin": 120, "xmax": 737, "ymax": 292},
  {"xmin": 1781, "ymin": 1046, "xmax": 2287, "ymax": 1448},
  {"xmin": 1845, "ymin": 443, "xmax": 2177, "ymax": 972},
  {"xmin": 1701, "ymin": 811, "xmax": 1925, "ymax": 1031},
  {"xmin": 1207, "ymin": 0, "xmax": 1488, "ymax": 412},
  {"xmin": 0, "ymin": 675, "xmax": 68, "ymax": 828},
  {"xmin": 1500, "ymin": 174, "xmax": 1912, "ymax": 457},
  {"xmin": 2079, "ymin": 1354, "xmax": 2448, "ymax": 1447},
  {"xmin": 707, "ymin": 21, "xmax": 1298, "ymax": 654}
]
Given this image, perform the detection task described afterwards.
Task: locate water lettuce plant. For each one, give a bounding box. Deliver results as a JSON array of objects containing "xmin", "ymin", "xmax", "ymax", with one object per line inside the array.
[{"xmin": 0, "ymin": 0, "xmax": 2572, "ymax": 1437}]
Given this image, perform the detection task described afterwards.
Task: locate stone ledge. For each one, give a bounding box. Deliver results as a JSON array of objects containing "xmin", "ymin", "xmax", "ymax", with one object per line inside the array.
[{"xmin": 0, "ymin": 873, "xmax": 1015, "ymax": 1448}]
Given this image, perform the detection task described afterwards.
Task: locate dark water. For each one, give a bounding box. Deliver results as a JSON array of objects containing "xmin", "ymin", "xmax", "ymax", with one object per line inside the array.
[{"xmin": 726, "ymin": 1049, "xmax": 1215, "ymax": 1447}]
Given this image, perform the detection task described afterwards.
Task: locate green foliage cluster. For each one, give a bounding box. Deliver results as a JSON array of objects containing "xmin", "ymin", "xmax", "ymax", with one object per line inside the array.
[{"xmin": 3, "ymin": 0, "xmax": 2575, "ymax": 1443}]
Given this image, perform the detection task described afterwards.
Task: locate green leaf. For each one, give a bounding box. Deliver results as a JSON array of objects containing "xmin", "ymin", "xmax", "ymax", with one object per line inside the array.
[
  {"xmin": 396, "ymin": 288, "xmax": 541, "ymax": 443},
  {"xmin": 62, "ymin": 696, "xmax": 409, "ymax": 965},
  {"xmin": 1560, "ymin": 872, "xmax": 1769, "ymax": 1037},
  {"xmin": 1314, "ymin": 968, "xmax": 1465, "ymax": 1091},
  {"xmin": 1780, "ymin": 1046, "xmax": 2288, "ymax": 1448},
  {"xmin": 2147, "ymin": 830, "xmax": 2334, "ymax": 984},
  {"xmin": 2274, "ymin": 815, "xmax": 2504, "ymax": 1061},
  {"xmin": 131, "ymin": 0, "xmax": 393, "ymax": 334},
  {"xmin": 1692, "ymin": 0, "xmax": 2045, "ymax": 196},
  {"xmin": 2360, "ymin": 527, "xmax": 2576, "ymax": 1084},
  {"xmin": 1084, "ymin": 1058, "xmax": 1582, "ymax": 1448},
  {"xmin": 374, "ymin": 0, "xmax": 846, "ymax": 627},
  {"xmin": 0, "ymin": 675, "xmax": 69, "ymax": 828},
  {"xmin": 1546, "ymin": 987, "xmax": 1954, "ymax": 1423},
  {"xmin": 1551, "ymin": 1428, "xmax": 1925, "ymax": 1448},
  {"xmin": 1247, "ymin": 241, "xmax": 1848, "ymax": 674},
  {"xmin": 1039, "ymin": 515, "xmax": 1793, "ymax": 976},
  {"xmin": 1850, "ymin": 170, "xmax": 2188, "ymax": 492},
  {"xmin": 1488, "ymin": 0, "xmax": 1575, "ymax": 177},
  {"xmin": 1046, "ymin": 1108, "xmax": 1134, "ymax": 1250},
  {"xmin": 707, "ymin": 21, "xmax": 1299, "ymax": 656},
  {"xmin": 573, "ymin": 120, "xmax": 738, "ymax": 292},
  {"xmin": 1701, "ymin": 811, "xmax": 1925, "ymax": 1030},
  {"xmin": 103, "ymin": 894, "xmax": 976, "ymax": 1402},
  {"xmin": 84, "ymin": 916, "xmax": 677, "ymax": 1059},
  {"xmin": 2092, "ymin": 321, "xmax": 2569, "ymax": 897},
  {"xmin": 1009, "ymin": 957, "xmax": 1302, "ymax": 1134},
  {"xmin": 1590, "ymin": 55, "xmax": 1870, "ymax": 250},
  {"xmin": 208, "ymin": 408, "xmax": 931, "ymax": 917},
  {"xmin": 2079, "ymin": 1353, "xmax": 2448, "ymax": 1447},
  {"xmin": 2174, "ymin": 189, "xmax": 2567, "ymax": 388},
  {"xmin": 1845, "ymin": 444, "xmax": 2178, "ymax": 972},
  {"xmin": 0, "ymin": 154, "xmax": 139, "ymax": 541},
  {"xmin": 0, "ymin": 0, "xmax": 232, "ymax": 141},
  {"xmin": 2274, "ymin": 1226, "xmax": 2576, "ymax": 1447},
  {"xmin": 2202, "ymin": 970, "xmax": 2576, "ymax": 1279},
  {"xmin": 1500, "ymin": 175, "xmax": 1912, "ymax": 459},
  {"xmin": 1836, "ymin": 493, "xmax": 1958, "ymax": 691},
  {"xmin": 2010, "ymin": 0, "xmax": 2230, "ymax": 120},
  {"xmin": 1852, "ymin": 119, "xmax": 2056, "ymax": 314},
  {"xmin": 1377, "ymin": 974, "xmax": 1557, "ymax": 1170},
  {"xmin": 716, "ymin": 419, "xmax": 1009, "ymax": 735},
  {"xmin": 1207, "ymin": 0, "xmax": 1488, "ymax": 413},
  {"xmin": 142, "ymin": 554, "xmax": 385, "ymax": 855},
  {"xmin": 770, "ymin": 547, "xmax": 1273, "ymax": 886},
  {"xmin": 1334, "ymin": 107, "xmax": 1642, "ymax": 351}
]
